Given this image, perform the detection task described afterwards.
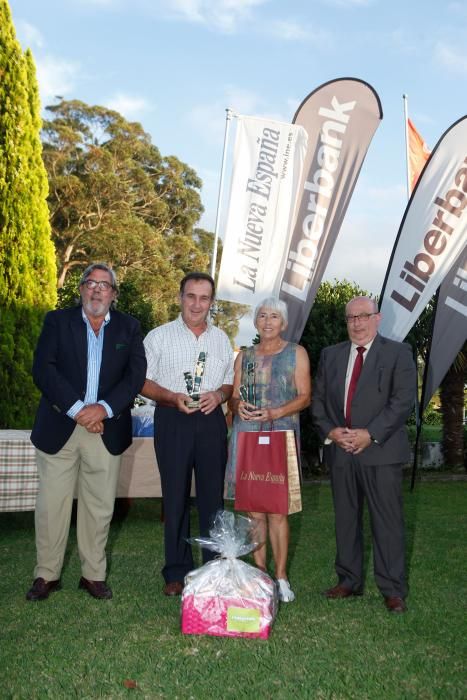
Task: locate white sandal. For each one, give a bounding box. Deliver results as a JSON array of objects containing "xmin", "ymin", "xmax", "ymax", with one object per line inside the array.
[{"xmin": 276, "ymin": 578, "xmax": 295, "ymax": 602}]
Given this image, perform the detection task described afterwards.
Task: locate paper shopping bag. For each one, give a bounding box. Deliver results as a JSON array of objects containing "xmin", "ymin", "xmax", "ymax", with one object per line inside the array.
[{"xmin": 234, "ymin": 430, "xmax": 302, "ymax": 515}]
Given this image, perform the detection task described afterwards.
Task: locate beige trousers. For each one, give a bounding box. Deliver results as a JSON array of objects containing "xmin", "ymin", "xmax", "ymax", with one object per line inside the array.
[{"xmin": 34, "ymin": 425, "xmax": 121, "ymax": 581}]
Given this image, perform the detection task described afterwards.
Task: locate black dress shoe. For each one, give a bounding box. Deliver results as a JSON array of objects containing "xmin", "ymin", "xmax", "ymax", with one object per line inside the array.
[
  {"xmin": 163, "ymin": 581, "xmax": 184, "ymax": 596},
  {"xmin": 26, "ymin": 577, "xmax": 61, "ymax": 601},
  {"xmin": 323, "ymin": 583, "xmax": 363, "ymax": 599},
  {"xmin": 385, "ymin": 596, "xmax": 407, "ymax": 613},
  {"xmin": 79, "ymin": 577, "xmax": 112, "ymax": 599}
]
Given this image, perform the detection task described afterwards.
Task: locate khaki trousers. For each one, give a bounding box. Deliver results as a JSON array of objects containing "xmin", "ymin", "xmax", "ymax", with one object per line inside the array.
[{"xmin": 34, "ymin": 425, "xmax": 121, "ymax": 581}]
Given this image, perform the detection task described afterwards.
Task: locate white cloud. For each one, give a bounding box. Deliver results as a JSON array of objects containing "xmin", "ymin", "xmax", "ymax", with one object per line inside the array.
[
  {"xmin": 267, "ymin": 19, "xmax": 331, "ymax": 45},
  {"xmin": 320, "ymin": 0, "xmax": 373, "ymax": 6},
  {"xmin": 73, "ymin": 0, "xmax": 121, "ymax": 5},
  {"xmin": 16, "ymin": 20, "xmax": 45, "ymax": 49},
  {"xmin": 162, "ymin": 0, "xmax": 270, "ymax": 33},
  {"xmin": 434, "ymin": 42, "xmax": 467, "ymax": 75},
  {"xmin": 324, "ymin": 216, "xmax": 392, "ymax": 295},
  {"xmin": 35, "ymin": 55, "xmax": 80, "ymax": 105},
  {"xmin": 104, "ymin": 93, "xmax": 152, "ymax": 119}
]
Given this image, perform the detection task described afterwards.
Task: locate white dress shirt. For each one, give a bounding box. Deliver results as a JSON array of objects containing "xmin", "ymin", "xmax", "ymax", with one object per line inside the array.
[{"xmin": 144, "ymin": 315, "xmax": 234, "ymax": 398}]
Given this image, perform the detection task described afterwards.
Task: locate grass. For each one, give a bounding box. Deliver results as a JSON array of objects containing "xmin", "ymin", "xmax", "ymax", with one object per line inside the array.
[
  {"xmin": 407, "ymin": 424, "xmax": 442, "ymax": 442},
  {"xmin": 0, "ymin": 482, "xmax": 466, "ymax": 699}
]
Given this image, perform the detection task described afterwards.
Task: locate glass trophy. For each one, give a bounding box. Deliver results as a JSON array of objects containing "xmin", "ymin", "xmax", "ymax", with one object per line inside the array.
[
  {"xmin": 184, "ymin": 352, "xmax": 207, "ymax": 408},
  {"xmin": 239, "ymin": 361, "xmax": 256, "ymax": 411}
]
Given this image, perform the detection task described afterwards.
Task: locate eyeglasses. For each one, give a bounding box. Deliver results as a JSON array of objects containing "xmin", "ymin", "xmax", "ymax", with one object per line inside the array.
[
  {"xmin": 345, "ymin": 312, "xmax": 378, "ymax": 323},
  {"xmin": 82, "ymin": 279, "xmax": 114, "ymax": 291}
]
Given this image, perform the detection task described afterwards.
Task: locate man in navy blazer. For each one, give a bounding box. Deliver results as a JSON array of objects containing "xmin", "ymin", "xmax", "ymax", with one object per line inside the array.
[
  {"xmin": 26, "ymin": 263, "xmax": 146, "ymax": 601},
  {"xmin": 312, "ymin": 296, "xmax": 416, "ymax": 613}
]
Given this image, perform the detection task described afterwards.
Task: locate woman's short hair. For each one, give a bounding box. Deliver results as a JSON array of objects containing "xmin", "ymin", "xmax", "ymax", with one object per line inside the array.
[{"xmin": 253, "ymin": 297, "xmax": 288, "ymax": 326}]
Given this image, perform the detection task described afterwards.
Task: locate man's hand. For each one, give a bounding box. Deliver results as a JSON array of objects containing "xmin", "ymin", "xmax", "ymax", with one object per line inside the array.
[
  {"xmin": 199, "ymin": 390, "xmax": 223, "ymax": 415},
  {"xmin": 328, "ymin": 427, "xmax": 355, "ymax": 452},
  {"xmin": 76, "ymin": 404, "xmax": 107, "ymax": 428},
  {"xmin": 86, "ymin": 421, "xmax": 104, "ymax": 434},
  {"xmin": 173, "ymin": 393, "xmax": 200, "ymax": 414},
  {"xmin": 346, "ymin": 428, "xmax": 372, "ymax": 454}
]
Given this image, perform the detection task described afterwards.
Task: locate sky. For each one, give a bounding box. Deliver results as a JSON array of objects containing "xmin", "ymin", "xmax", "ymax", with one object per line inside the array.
[{"xmin": 9, "ymin": 0, "xmax": 467, "ymax": 341}]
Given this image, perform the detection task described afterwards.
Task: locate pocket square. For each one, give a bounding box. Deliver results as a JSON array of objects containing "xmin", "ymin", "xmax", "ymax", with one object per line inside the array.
[{"xmin": 116, "ymin": 343, "xmax": 127, "ymax": 350}]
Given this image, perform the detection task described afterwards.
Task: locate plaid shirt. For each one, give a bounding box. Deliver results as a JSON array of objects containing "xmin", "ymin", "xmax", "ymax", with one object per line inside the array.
[{"xmin": 144, "ymin": 315, "xmax": 234, "ymax": 396}]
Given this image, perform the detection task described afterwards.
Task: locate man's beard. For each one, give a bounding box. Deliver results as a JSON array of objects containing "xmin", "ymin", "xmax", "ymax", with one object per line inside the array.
[{"xmin": 83, "ymin": 298, "xmax": 108, "ymax": 318}]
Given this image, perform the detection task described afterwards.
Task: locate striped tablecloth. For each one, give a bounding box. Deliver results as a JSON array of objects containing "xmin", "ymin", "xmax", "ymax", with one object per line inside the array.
[
  {"xmin": 0, "ymin": 430, "xmax": 38, "ymax": 512},
  {"xmin": 0, "ymin": 431, "xmax": 168, "ymax": 512}
]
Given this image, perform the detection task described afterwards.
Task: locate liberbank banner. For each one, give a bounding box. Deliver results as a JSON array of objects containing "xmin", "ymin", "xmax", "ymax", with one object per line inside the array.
[
  {"xmin": 380, "ymin": 115, "xmax": 467, "ymax": 341},
  {"xmin": 422, "ymin": 245, "xmax": 467, "ymax": 411},
  {"xmin": 280, "ymin": 78, "xmax": 383, "ymax": 342},
  {"xmin": 216, "ymin": 115, "xmax": 308, "ymax": 305}
]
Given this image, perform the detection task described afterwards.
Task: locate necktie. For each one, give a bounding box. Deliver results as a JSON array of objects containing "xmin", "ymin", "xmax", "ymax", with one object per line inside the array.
[{"xmin": 345, "ymin": 346, "xmax": 366, "ymax": 428}]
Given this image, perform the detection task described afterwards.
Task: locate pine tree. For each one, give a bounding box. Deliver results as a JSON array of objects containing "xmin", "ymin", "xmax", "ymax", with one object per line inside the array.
[{"xmin": 0, "ymin": 0, "xmax": 57, "ymax": 427}]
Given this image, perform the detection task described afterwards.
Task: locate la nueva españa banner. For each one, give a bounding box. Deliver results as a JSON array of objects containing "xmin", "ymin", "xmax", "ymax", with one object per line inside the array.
[
  {"xmin": 216, "ymin": 115, "xmax": 308, "ymax": 306},
  {"xmin": 380, "ymin": 115, "xmax": 467, "ymax": 341},
  {"xmin": 280, "ymin": 78, "xmax": 383, "ymax": 342}
]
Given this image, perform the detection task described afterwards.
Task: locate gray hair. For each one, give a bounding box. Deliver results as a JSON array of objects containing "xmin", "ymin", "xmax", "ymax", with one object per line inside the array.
[
  {"xmin": 345, "ymin": 295, "xmax": 378, "ymax": 314},
  {"xmin": 253, "ymin": 297, "xmax": 288, "ymax": 326},
  {"xmin": 79, "ymin": 263, "xmax": 118, "ymax": 292}
]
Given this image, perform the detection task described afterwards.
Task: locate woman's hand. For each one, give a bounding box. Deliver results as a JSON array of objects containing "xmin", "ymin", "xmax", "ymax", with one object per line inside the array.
[
  {"xmin": 249, "ymin": 407, "xmax": 276, "ymax": 422},
  {"xmin": 238, "ymin": 401, "xmax": 257, "ymax": 421}
]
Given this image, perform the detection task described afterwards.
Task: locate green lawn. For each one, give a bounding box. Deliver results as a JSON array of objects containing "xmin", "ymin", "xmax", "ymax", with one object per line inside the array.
[{"xmin": 1, "ymin": 482, "xmax": 466, "ymax": 699}]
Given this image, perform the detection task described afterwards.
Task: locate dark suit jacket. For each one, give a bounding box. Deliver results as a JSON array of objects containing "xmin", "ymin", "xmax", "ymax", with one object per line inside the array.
[
  {"xmin": 312, "ymin": 334, "xmax": 416, "ymax": 467},
  {"xmin": 31, "ymin": 306, "xmax": 147, "ymax": 455}
]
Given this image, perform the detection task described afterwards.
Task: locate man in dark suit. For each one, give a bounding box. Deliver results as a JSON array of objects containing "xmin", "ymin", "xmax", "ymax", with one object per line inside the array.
[
  {"xmin": 312, "ymin": 296, "xmax": 416, "ymax": 613},
  {"xmin": 26, "ymin": 263, "xmax": 146, "ymax": 601}
]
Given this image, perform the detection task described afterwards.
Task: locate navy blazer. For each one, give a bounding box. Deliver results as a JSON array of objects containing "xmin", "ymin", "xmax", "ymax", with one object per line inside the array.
[
  {"xmin": 31, "ymin": 306, "xmax": 147, "ymax": 455},
  {"xmin": 312, "ymin": 334, "xmax": 416, "ymax": 467}
]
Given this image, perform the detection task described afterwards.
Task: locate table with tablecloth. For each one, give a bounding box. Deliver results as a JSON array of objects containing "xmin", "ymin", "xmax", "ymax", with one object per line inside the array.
[{"xmin": 0, "ymin": 430, "xmax": 163, "ymax": 512}]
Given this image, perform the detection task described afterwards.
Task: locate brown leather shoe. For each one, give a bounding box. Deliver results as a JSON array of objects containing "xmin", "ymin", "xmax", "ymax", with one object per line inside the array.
[
  {"xmin": 26, "ymin": 577, "xmax": 61, "ymax": 601},
  {"xmin": 163, "ymin": 581, "xmax": 184, "ymax": 596},
  {"xmin": 385, "ymin": 596, "xmax": 407, "ymax": 613},
  {"xmin": 79, "ymin": 577, "xmax": 112, "ymax": 599},
  {"xmin": 323, "ymin": 584, "xmax": 363, "ymax": 599}
]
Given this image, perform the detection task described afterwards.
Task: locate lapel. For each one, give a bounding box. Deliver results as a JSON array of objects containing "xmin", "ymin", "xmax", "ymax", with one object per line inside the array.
[
  {"xmin": 336, "ymin": 341, "xmax": 351, "ymax": 407},
  {"xmin": 70, "ymin": 307, "xmax": 88, "ymax": 381},
  {"xmin": 101, "ymin": 312, "xmax": 120, "ymax": 381}
]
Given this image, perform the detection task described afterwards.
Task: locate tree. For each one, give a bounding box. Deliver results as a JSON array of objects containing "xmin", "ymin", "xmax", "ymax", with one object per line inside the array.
[
  {"xmin": 42, "ymin": 99, "xmax": 207, "ymax": 326},
  {"xmin": 300, "ymin": 279, "xmax": 370, "ymax": 375},
  {"xmin": 0, "ymin": 1, "xmax": 56, "ymax": 427},
  {"xmin": 440, "ymin": 343, "xmax": 466, "ymax": 468},
  {"xmin": 406, "ymin": 296, "xmax": 465, "ymax": 468}
]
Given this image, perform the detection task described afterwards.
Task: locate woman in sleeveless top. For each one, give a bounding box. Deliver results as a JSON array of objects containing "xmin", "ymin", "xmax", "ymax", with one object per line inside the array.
[{"xmin": 226, "ymin": 297, "xmax": 311, "ymax": 602}]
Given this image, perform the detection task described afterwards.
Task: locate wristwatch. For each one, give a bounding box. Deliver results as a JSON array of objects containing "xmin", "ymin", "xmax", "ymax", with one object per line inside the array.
[
  {"xmin": 370, "ymin": 435, "xmax": 379, "ymax": 444},
  {"xmin": 217, "ymin": 389, "xmax": 226, "ymax": 403}
]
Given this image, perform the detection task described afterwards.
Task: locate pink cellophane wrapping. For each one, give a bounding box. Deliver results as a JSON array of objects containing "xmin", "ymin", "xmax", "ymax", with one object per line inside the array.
[{"xmin": 181, "ymin": 557, "xmax": 277, "ymax": 638}]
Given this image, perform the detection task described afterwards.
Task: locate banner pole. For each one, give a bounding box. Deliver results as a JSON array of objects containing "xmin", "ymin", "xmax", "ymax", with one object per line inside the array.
[
  {"xmin": 403, "ymin": 94, "xmax": 410, "ymax": 201},
  {"xmin": 210, "ymin": 108, "xmax": 234, "ymax": 280},
  {"xmin": 411, "ymin": 345, "xmax": 422, "ymax": 492}
]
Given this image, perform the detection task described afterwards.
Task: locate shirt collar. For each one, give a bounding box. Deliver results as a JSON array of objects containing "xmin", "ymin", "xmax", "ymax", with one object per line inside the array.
[
  {"xmin": 82, "ymin": 308, "xmax": 111, "ymax": 326},
  {"xmin": 176, "ymin": 313, "xmax": 212, "ymax": 333},
  {"xmin": 351, "ymin": 335, "xmax": 376, "ymax": 353}
]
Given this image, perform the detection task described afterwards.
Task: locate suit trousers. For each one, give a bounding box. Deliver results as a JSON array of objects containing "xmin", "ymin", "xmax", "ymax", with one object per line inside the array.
[
  {"xmin": 154, "ymin": 406, "xmax": 227, "ymax": 583},
  {"xmin": 330, "ymin": 457, "xmax": 407, "ymax": 598},
  {"xmin": 34, "ymin": 424, "xmax": 121, "ymax": 581}
]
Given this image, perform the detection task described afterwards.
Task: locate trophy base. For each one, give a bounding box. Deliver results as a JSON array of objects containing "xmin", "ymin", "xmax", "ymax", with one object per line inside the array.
[{"xmin": 187, "ymin": 397, "xmax": 200, "ymax": 409}]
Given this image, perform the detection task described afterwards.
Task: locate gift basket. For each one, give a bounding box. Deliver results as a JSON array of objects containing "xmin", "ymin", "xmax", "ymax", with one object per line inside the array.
[{"xmin": 181, "ymin": 510, "xmax": 277, "ymax": 639}]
